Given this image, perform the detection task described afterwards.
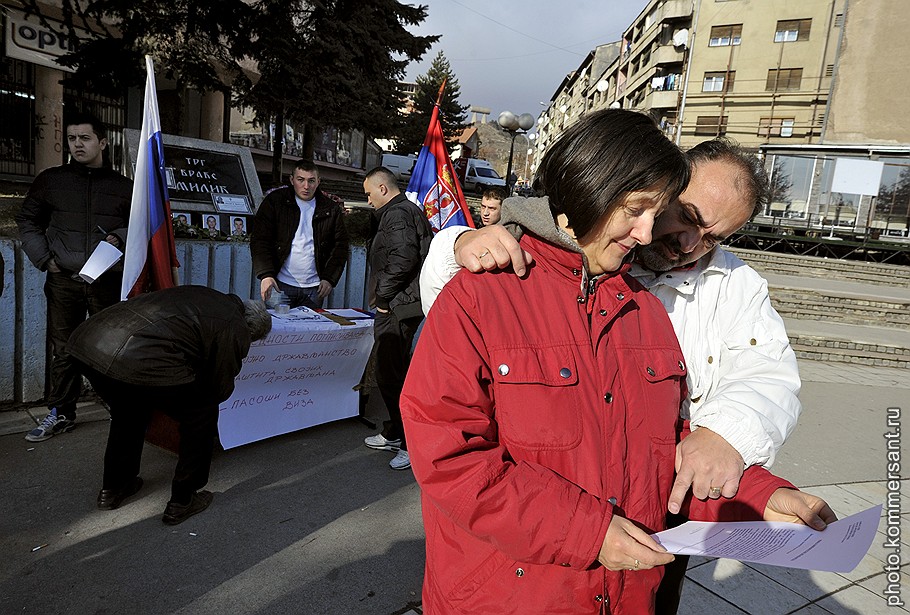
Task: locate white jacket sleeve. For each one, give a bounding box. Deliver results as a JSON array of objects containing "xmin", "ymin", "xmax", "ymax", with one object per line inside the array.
[
  {"xmin": 689, "ymin": 261, "xmax": 802, "ymax": 469},
  {"xmin": 419, "ymin": 225, "xmax": 472, "ymax": 315}
]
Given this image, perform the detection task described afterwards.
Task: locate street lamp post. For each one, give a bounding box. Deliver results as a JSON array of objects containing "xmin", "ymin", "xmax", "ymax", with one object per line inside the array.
[{"xmin": 498, "ymin": 111, "xmax": 535, "ymax": 194}]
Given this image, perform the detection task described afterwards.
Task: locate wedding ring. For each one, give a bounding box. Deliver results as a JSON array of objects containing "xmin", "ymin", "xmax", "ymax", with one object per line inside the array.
[
  {"xmin": 633, "ymin": 559, "xmax": 640, "ymax": 569},
  {"xmin": 478, "ymin": 250, "xmax": 490, "ymax": 260},
  {"xmin": 709, "ymin": 486, "xmax": 722, "ymax": 497}
]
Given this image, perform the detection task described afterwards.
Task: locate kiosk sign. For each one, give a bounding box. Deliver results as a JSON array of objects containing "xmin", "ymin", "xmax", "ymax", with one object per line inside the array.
[{"xmin": 5, "ymin": 9, "xmax": 88, "ymax": 72}]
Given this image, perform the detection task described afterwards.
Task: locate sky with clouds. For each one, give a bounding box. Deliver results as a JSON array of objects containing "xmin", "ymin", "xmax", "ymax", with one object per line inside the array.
[{"xmin": 403, "ymin": 0, "xmax": 650, "ymax": 127}]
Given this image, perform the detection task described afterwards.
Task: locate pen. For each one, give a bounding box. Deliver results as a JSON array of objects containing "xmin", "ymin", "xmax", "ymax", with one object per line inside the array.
[{"xmin": 97, "ymin": 225, "xmax": 109, "ymax": 236}]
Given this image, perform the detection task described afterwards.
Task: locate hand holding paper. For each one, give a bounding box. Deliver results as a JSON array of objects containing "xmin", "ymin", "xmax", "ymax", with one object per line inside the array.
[{"xmin": 763, "ymin": 487, "xmax": 838, "ymax": 530}]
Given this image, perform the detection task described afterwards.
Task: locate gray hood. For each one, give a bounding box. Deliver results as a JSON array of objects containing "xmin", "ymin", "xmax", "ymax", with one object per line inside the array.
[{"xmin": 499, "ymin": 195, "xmax": 584, "ymax": 256}]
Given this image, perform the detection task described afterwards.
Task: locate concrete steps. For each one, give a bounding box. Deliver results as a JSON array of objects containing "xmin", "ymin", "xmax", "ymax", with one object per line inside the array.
[
  {"xmin": 729, "ymin": 249, "xmax": 910, "ymax": 368},
  {"xmin": 319, "ymin": 178, "xmax": 367, "ymax": 203},
  {"xmin": 784, "ymin": 319, "xmax": 910, "ymax": 370},
  {"xmin": 770, "ymin": 288, "xmax": 910, "ymax": 330},
  {"xmin": 728, "ymin": 247, "xmax": 910, "ymax": 288}
]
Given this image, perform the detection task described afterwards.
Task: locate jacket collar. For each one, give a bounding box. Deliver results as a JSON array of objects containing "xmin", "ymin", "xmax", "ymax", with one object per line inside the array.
[
  {"xmin": 374, "ymin": 192, "xmax": 414, "ymax": 220},
  {"xmin": 629, "ymin": 247, "xmax": 728, "ymax": 295},
  {"xmin": 272, "ymin": 185, "xmax": 333, "ymax": 209},
  {"xmin": 67, "ymin": 160, "xmax": 110, "ymax": 176}
]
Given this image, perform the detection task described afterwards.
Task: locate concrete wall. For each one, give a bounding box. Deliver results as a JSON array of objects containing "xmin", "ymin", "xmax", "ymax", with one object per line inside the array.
[
  {"xmin": 825, "ymin": 0, "xmax": 910, "ymax": 144},
  {"xmin": 0, "ymin": 238, "xmax": 370, "ymax": 405}
]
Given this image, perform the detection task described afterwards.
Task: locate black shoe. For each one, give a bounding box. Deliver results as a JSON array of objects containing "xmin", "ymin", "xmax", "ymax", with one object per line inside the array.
[
  {"xmin": 97, "ymin": 477, "xmax": 144, "ymax": 510},
  {"xmin": 162, "ymin": 490, "xmax": 213, "ymax": 525}
]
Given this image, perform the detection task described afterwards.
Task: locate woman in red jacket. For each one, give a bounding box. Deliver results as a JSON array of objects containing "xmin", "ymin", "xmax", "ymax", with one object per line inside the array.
[{"xmin": 400, "ymin": 109, "xmax": 834, "ymax": 614}]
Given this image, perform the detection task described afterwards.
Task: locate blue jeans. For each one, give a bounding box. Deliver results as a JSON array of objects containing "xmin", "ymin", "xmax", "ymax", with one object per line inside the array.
[{"xmin": 276, "ymin": 279, "xmax": 322, "ymax": 310}]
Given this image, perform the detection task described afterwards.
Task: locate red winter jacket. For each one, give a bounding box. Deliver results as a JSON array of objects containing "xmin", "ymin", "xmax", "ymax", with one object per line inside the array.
[{"xmin": 401, "ymin": 233, "xmax": 791, "ymax": 615}]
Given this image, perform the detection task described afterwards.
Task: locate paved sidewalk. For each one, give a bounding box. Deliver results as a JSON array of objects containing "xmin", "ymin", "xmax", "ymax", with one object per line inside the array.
[{"xmin": 1, "ymin": 359, "xmax": 907, "ymax": 614}]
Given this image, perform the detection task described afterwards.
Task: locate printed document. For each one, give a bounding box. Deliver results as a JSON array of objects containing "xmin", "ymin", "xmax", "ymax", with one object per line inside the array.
[{"xmin": 653, "ymin": 504, "xmax": 881, "ymax": 572}]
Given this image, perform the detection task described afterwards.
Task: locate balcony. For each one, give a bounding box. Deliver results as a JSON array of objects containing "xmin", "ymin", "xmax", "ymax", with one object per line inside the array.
[
  {"xmin": 643, "ymin": 88, "xmax": 680, "ymax": 110},
  {"xmin": 660, "ymin": 0, "xmax": 692, "ymax": 21},
  {"xmin": 653, "ymin": 44, "xmax": 684, "ymax": 66}
]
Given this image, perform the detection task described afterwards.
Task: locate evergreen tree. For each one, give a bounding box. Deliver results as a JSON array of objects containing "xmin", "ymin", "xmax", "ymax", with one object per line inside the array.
[
  {"xmin": 21, "ymin": 0, "xmax": 437, "ymax": 181},
  {"xmin": 236, "ymin": 0, "xmax": 437, "ymax": 181},
  {"xmin": 395, "ymin": 51, "xmax": 469, "ymax": 156}
]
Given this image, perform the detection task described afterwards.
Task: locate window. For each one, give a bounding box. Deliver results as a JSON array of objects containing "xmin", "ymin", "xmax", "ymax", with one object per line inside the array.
[
  {"xmin": 694, "ymin": 115, "xmax": 728, "ymax": 136},
  {"xmin": 758, "ymin": 117, "xmax": 795, "ymax": 137},
  {"xmin": 766, "ymin": 68, "xmax": 803, "ymax": 91},
  {"xmin": 775, "ymin": 19, "xmax": 811, "ymax": 42},
  {"xmin": 703, "ymin": 71, "xmax": 734, "ymax": 92},
  {"xmin": 709, "ymin": 24, "xmax": 742, "ymax": 47}
]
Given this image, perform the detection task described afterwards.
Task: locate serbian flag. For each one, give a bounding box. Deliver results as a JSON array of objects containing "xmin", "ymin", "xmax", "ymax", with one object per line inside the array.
[
  {"xmin": 121, "ymin": 55, "xmax": 179, "ymax": 300},
  {"xmin": 406, "ymin": 80, "xmax": 474, "ymax": 233}
]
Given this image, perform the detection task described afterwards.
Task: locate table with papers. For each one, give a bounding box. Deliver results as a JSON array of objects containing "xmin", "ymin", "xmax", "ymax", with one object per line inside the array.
[{"xmin": 217, "ymin": 307, "xmax": 374, "ymax": 449}]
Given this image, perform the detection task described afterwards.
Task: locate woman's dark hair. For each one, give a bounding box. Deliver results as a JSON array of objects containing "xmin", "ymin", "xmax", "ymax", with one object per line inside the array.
[{"xmin": 533, "ymin": 109, "xmax": 689, "ymax": 240}]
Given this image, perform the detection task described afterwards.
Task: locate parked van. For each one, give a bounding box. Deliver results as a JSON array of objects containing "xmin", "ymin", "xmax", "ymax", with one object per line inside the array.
[
  {"xmin": 454, "ymin": 158, "xmax": 506, "ymax": 194},
  {"xmin": 381, "ymin": 153, "xmax": 418, "ymax": 182}
]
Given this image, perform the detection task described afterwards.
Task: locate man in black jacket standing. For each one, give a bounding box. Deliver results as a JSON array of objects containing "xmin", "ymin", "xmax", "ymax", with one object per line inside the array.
[
  {"xmin": 15, "ymin": 111, "xmax": 132, "ymax": 442},
  {"xmin": 68, "ymin": 286, "xmax": 271, "ymax": 525},
  {"xmin": 361, "ymin": 167, "xmax": 432, "ymax": 471},
  {"xmin": 250, "ymin": 159, "xmax": 349, "ymax": 309}
]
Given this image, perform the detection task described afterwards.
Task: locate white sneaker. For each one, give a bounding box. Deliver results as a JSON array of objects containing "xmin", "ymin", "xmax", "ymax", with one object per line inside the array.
[
  {"xmin": 389, "ymin": 449, "xmax": 411, "ymax": 470},
  {"xmin": 364, "ymin": 433, "xmax": 401, "ymax": 451}
]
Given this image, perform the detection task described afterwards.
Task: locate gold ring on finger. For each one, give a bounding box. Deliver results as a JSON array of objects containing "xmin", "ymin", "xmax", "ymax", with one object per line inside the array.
[
  {"xmin": 478, "ymin": 251, "xmax": 490, "ymax": 260},
  {"xmin": 710, "ymin": 486, "xmax": 722, "ymax": 496}
]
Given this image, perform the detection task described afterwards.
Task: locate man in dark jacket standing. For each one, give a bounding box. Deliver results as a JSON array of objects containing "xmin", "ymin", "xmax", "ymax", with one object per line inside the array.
[
  {"xmin": 15, "ymin": 111, "xmax": 132, "ymax": 442},
  {"xmin": 361, "ymin": 167, "xmax": 432, "ymax": 471},
  {"xmin": 250, "ymin": 159, "xmax": 349, "ymax": 309},
  {"xmin": 68, "ymin": 286, "xmax": 271, "ymax": 525}
]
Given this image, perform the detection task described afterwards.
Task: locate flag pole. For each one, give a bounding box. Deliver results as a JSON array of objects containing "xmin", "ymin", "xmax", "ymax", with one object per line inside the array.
[{"xmin": 435, "ymin": 78, "xmax": 447, "ymax": 106}]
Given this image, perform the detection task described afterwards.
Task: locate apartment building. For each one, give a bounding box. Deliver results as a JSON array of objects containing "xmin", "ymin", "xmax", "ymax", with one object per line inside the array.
[
  {"xmin": 535, "ymin": 42, "xmax": 621, "ymax": 160},
  {"xmin": 536, "ymin": 0, "xmax": 909, "ymax": 236},
  {"xmin": 534, "ymin": 1, "xmax": 693, "ymax": 166},
  {"xmin": 679, "ymin": 0, "xmax": 845, "ymax": 149}
]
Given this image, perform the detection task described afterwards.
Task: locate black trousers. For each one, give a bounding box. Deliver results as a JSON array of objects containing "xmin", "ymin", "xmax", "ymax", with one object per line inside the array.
[
  {"xmin": 372, "ymin": 310, "xmax": 422, "ymax": 450},
  {"xmin": 44, "ymin": 270, "xmax": 121, "ymax": 416},
  {"xmin": 79, "ymin": 366, "xmax": 219, "ymax": 504},
  {"xmin": 655, "ymin": 513, "xmax": 689, "ymax": 614}
]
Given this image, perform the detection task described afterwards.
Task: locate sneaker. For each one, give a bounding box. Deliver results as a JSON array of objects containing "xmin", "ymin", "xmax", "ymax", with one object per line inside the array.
[
  {"xmin": 364, "ymin": 433, "xmax": 401, "ymax": 451},
  {"xmin": 389, "ymin": 449, "xmax": 411, "ymax": 471},
  {"xmin": 162, "ymin": 490, "xmax": 214, "ymax": 526},
  {"xmin": 25, "ymin": 409, "xmax": 75, "ymax": 442}
]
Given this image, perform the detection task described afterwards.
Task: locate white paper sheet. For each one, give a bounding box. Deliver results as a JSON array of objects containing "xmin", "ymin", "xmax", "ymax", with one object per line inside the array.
[
  {"xmin": 653, "ymin": 504, "xmax": 881, "ymax": 572},
  {"xmin": 78, "ymin": 241, "xmax": 123, "ymax": 283},
  {"xmin": 324, "ymin": 308, "xmax": 373, "ymax": 319}
]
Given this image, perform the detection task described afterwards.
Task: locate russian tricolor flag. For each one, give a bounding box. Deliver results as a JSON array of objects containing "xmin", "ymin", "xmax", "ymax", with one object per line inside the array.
[
  {"xmin": 121, "ymin": 55, "xmax": 179, "ymax": 300},
  {"xmin": 405, "ymin": 81, "xmax": 474, "ymax": 233}
]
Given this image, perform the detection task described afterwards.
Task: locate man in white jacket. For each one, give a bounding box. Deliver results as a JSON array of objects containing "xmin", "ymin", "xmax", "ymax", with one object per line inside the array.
[{"xmin": 420, "ymin": 139, "xmax": 800, "ymax": 611}]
